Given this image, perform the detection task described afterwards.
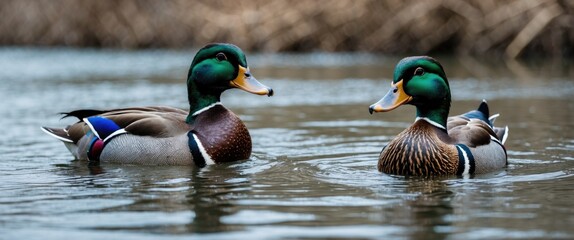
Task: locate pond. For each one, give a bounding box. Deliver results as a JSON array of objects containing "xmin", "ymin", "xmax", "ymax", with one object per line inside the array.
[{"xmin": 1, "ymin": 48, "xmax": 573, "ymax": 239}]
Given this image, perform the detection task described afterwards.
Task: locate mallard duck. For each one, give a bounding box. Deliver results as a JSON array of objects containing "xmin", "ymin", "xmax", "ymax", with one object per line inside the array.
[
  {"xmin": 42, "ymin": 43, "xmax": 273, "ymax": 167},
  {"xmin": 369, "ymin": 56, "xmax": 508, "ymax": 176}
]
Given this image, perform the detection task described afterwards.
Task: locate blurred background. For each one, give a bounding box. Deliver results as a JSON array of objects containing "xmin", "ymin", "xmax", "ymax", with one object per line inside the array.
[
  {"xmin": 2, "ymin": 1, "xmax": 574, "ymax": 239},
  {"xmin": 1, "ymin": 0, "xmax": 573, "ymax": 58}
]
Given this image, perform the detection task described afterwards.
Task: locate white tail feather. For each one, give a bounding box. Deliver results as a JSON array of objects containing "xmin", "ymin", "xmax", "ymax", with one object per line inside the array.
[
  {"xmin": 501, "ymin": 126, "xmax": 509, "ymax": 144},
  {"xmin": 488, "ymin": 113, "xmax": 500, "ymax": 124},
  {"xmin": 40, "ymin": 127, "xmax": 73, "ymax": 143}
]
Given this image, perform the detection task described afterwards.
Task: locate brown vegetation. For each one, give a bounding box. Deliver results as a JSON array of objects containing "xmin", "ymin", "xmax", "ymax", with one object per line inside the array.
[{"xmin": 1, "ymin": 0, "xmax": 573, "ymax": 58}]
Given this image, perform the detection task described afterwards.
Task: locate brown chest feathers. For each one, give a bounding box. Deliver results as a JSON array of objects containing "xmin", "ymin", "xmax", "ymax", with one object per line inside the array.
[
  {"xmin": 378, "ymin": 121, "xmax": 458, "ymax": 176},
  {"xmin": 193, "ymin": 105, "xmax": 252, "ymax": 163}
]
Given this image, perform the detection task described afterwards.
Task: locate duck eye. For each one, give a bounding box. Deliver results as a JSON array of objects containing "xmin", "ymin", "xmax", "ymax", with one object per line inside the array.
[
  {"xmin": 414, "ymin": 67, "xmax": 425, "ymax": 76},
  {"xmin": 216, "ymin": 52, "xmax": 227, "ymax": 61}
]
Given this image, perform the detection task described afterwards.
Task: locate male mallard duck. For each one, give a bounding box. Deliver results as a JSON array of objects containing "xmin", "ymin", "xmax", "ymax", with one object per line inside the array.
[
  {"xmin": 369, "ymin": 56, "xmax": 508, "ymax": 176},
  {"xmin": 42, "ymin": 43, "xmax": 273, "ymax": 167}
]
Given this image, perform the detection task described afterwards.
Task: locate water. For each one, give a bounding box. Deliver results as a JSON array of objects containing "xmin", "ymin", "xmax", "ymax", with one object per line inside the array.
[{"xmin": 1, "ymin": 48, "xmax": 573, "ymax": 239}]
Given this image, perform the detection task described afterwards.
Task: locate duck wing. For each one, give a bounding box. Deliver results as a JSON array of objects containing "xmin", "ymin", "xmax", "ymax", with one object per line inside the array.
[
  {"xmin": 42, "ymin": 106, "xmax": 190, "ymax": 143},
  {"xmin": 447, "ymin": 100, "xmax": 508, "ymax": 147}
]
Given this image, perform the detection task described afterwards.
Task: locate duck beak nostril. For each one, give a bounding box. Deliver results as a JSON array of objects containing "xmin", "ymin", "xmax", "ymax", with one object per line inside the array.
[{"xmin": 231, "ymin": 66, "xmax": 273, "ymax": 96}]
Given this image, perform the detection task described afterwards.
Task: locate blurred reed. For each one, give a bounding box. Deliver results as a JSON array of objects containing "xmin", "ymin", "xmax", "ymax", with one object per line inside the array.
[{"xmin": 1, "ymin": 0, "xmax": 572, "ymax": 58}]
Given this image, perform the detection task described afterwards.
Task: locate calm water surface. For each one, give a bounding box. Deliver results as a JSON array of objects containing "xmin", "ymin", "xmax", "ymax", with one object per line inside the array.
[{"xmin": 1, "ymin": 48, "xmax": 573, "ymax": 239}]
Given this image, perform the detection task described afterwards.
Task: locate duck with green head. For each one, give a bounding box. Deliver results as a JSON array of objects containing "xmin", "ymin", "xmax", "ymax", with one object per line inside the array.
[
  {"xmin": 42, "ymin": 43, "xmax": 273, "ymax": 167},
  {"xmin": 369, "ymin": 56, "xmax": 508, "ymax": 176}
]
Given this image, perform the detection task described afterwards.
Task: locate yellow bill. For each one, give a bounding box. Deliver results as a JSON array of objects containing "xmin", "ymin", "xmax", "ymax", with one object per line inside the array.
[
  {"xmin": 369, "ymin": 79, "xmax": 412, "ymax": 114},
  {"xmin": 230, "ymin": 66, "xmax": 273, "ymax": 97}
]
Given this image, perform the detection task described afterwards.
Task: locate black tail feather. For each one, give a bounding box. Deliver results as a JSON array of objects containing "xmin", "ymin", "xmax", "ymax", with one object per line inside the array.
[
  {"xmin": 477, "ymin": 99, "xmax": 489, "ymax": 117},
  {"xmin": 60, "ymin": 109, "xmax": 106, "ymax": 120},
  {"xmin": 462, "ymin": 100, "xmax": 492, "ymax": 127}
]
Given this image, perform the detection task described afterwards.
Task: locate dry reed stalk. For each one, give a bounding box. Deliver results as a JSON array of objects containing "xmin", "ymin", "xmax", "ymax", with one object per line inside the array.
[
  {"xmin": 0, "ymin": 0, "xmax": 572, "ymax": 58},
  {"xmin": 505, "ymin": 2, "xmax": 563, "ymax": 58}
]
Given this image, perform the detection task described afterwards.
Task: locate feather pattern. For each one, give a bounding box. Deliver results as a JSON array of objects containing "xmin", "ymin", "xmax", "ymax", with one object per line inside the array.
[
  {"xmin": 371, "ymin": 56, "xmax": 508, "ymax": 176},
  {"xmin": 378, "ymin": 120, "xmax": 458, "ymax": 176},
  {"xmin": 41, "ymin": 43, "xmax": 273, "ymax": 166},
  {"xmin": 378, "ymin": 101, "xmax": 508, "ymax": 176},
  {"xmin": 42, "ymin": 105, "xmax": 251, "ymax": 165}
]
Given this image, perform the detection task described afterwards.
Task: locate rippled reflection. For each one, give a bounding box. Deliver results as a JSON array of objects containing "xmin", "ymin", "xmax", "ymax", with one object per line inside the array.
[{"xmin": 1, "ymin": 48, "xmax": 573, "ymax": 239}]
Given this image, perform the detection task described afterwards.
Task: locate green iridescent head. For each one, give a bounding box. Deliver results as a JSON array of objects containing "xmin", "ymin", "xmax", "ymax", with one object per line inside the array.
[
  {"xmin": 370, "ymin": 56, "xmax": 451, "ymax": 128},
  {"xmin": 188, "ymin": 43, "xmax": 272, "ymax": 96},
  {"xmin": 186, "ymin": 43, "xmax": 273, "ymax": 122}
]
